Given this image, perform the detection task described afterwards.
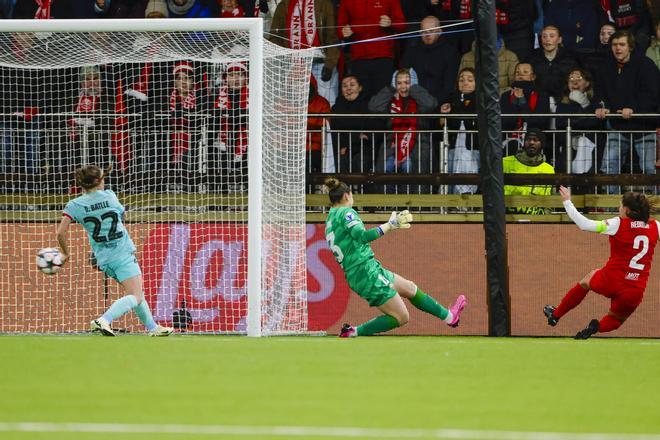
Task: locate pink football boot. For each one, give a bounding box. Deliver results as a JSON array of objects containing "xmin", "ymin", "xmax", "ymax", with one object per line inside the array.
[{"xmin": 447, "ymin": 295, "xmax": 467, "ymax": 328}]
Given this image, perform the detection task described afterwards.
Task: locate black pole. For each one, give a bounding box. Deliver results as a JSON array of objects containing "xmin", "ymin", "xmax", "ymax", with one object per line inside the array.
[{"xmin": 474, "ymin": 0, "xmax": 510, "ymax": 336}]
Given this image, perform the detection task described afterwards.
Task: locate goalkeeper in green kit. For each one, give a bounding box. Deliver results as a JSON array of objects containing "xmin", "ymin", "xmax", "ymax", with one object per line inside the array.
[{"xmin": 324, "ymin": 178, "xmax": 467, "ymax": 337}]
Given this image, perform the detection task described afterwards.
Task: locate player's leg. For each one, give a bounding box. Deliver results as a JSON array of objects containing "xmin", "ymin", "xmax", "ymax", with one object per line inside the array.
[
  {"xmin": 597, "ymin": 289, "xmax": 643, "ymax": 333},
  {"xmin": 545, "ymin": 269, "xmax": 596, "ymax": 325},
  {"xmin": 574, "ymin": 283, "xmax": 642, "ymax": 339},
  {"xmin": 120, "ymin": 273, "xmax": 173, "ymax": 337},
  {"xmin": 91, "ymin": 263, "xmax": 139, "ymax": 336},
  {"xmin": 392, "ymin": 273, "xmax": 466, "ymax": 327},
  {"xmin": 349, "ymin": 293, "xmax": 408, "ymax": 337},
  {"xmin": 341, "ymin": 263, "xmax": 404, "ymax": 337}
]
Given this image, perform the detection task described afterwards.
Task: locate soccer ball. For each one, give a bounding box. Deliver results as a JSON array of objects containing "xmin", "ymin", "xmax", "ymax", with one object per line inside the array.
[{"xmin": 36, "ymin": 248, "xmax": 63, "ymax": 275}]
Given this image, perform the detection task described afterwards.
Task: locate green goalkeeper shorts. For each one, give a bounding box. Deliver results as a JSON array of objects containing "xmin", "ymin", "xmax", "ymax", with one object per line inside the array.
[{"xmin": 345, "ymin": 258, "xmax": 396, "ymax": 307}]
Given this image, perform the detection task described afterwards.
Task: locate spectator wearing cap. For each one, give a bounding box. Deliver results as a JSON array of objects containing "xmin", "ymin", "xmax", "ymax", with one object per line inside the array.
[
  {"xmin": 212, "ymin": 62, "xmax": 249, "ymax": 166},
  {"xmin": 527, "ymin": 25, "xmax": 578, "ymax": 100},
  {"xmin": 269, "ymin": 0, "xmax": 340, "ymax": 105},
  {"xmin": 401, "ymin": 15, "xmax": 459, "ymax": 107},
  {"xmin": 459, "ymin": 34, "xmax": 519, "ymax": 94},
  {"xmin": 337, "ymin": 0, "xmax": 406, "ymax": 99},
  {"xmin": 368, "ymin": 68, "xmax": 438, "ymax": 194},
  {"xmin": 166, "ymin": 61, "xmax": 207, "ymax": 192},
  {"xmin": 167, "ymin": 0, "xmax": 218, "ymax": 18},
  {"xmin": 596, "ymin": 30, "xmax": 659, "ymax": 192},
  {"xmin": 503, "ymin": 128, "xmax": 555, "ymax": 215}
]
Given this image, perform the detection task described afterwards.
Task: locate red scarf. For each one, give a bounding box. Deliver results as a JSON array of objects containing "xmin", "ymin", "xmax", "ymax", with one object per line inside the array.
[
  {"xmin": 215, "ymin": 86, "xmax": 249, "ymax": 158},
  {"xmin": 214, "ymin": 86, "xmax": 249, "ymax": 111},
  {"xmin": 169, "ymin": 89, "xmax": 197, "ymax": 111},
  {"xmin": 75, "ymin": 94, "xmax": 99, "ymax": 113},
  {"xmin": 35, "ymin": 0, "xmax": 51, "ymax": 19},
  {"xmin": 287, "ymin": 0, "xmax": 319, "ymax": 49},
  {"xmin": 390, "ymin": 95, "xmax": 418, "ymax": 163}
]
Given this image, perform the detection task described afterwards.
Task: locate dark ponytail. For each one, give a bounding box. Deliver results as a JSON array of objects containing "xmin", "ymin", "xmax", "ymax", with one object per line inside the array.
[
  {"xmin": 621, "ymin": 192, "xmax": 654, "ymax": 223},
  {"xmin": 75, "ymin": 164, "xmax": 111, "ymax": 190},
  {"xmin": 325, "ymin": 177, "xmax": 350, "ymax": 205}
]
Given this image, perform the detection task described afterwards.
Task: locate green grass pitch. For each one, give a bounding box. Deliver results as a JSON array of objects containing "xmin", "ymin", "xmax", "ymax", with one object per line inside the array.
[{"xmin": 1, "ymin": 335, "xmax": 659, "ymax": 440}]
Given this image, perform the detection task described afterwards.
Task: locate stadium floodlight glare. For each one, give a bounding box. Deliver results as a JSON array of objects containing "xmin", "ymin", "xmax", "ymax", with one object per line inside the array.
[{"xmin": 0, "ymin": 19, "xmax": 314, "ymax": 336}]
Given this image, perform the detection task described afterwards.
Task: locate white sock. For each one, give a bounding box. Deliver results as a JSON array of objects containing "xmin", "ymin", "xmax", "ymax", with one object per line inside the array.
[{"xmin": 443, "ymin": 311, "xmax": 454, "ymax": 324}]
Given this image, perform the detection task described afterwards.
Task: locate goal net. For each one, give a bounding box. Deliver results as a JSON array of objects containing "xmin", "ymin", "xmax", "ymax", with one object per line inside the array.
[{"xmin": 0, "ymin": 19, "xmax": 313, "ymax": 336}]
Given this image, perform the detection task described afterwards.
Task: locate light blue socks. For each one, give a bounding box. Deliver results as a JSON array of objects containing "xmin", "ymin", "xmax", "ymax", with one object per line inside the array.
[
  {"xmin": 101, "ymin": 294, "xmax": 138, "ymax": 323},
  {"xmin": 133, "ymin": 300, "xmax": 157, "ymax": 332}
]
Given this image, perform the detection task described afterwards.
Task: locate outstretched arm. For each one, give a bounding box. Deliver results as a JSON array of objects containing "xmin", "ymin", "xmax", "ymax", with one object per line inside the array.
[
  {"xmin": 348, "ymin": 210, "xmax": 413, "ymax": 243},
  {"xmin": 56, "ymin": 215, "xmax": 72, "ymax": 264},
  {"xmin": 559, "ymin": 186, "xmax": 620, "ymax": 235}
]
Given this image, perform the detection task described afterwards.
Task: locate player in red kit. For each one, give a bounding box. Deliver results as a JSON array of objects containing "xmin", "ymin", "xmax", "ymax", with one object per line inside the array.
[{"xmin": 544, "ymin": 186, "xmax": 658, "ymax": 339}]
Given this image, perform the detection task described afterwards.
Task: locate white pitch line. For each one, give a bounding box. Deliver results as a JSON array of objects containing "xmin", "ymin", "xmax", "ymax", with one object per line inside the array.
[{"xmin": 0, "ymin": 423, "xmax": 659, "ymax": 440}]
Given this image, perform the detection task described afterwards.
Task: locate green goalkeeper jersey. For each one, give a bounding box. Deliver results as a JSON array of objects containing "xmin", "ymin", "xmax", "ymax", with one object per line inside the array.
[{"xmin": 325, "ymin": 206, "xmax": 382, "ymax": 271}]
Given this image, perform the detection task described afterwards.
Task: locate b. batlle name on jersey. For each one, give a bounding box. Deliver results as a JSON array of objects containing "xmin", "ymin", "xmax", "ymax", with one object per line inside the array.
[{"xmin": 84, "ymin": 201, "xmax": 110, "ymax": 213}]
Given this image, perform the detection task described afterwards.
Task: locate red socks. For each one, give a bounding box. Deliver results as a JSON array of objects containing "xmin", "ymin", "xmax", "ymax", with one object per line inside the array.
[
  {"xmin": 554, "ymin": 283, "xmax": 589, "ymax": 318},
  {"xmin": 598, "ymin": 315, "xmax": 623, "ymax": 333}
]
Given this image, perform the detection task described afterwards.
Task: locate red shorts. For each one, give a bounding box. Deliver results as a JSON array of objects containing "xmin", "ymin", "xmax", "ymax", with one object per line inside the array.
[{"xmin": 589, "ymin": 269, "xmax": 644, "ymax": 318}]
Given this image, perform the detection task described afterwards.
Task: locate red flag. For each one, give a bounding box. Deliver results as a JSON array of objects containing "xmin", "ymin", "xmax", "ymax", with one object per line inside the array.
[{"xmin": 111, "ymin": 78, "xmax": 132, "ymax": 173}]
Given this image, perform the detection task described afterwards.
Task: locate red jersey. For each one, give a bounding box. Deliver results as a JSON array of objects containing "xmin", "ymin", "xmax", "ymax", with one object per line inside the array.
[{"xmin": 603, "ymin": 217, "xmax": 659, "ymax": 289}]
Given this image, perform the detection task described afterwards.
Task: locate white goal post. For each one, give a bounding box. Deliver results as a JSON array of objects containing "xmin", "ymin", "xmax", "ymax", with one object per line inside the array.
[{"xmin": 0, "ymin": 19, "xmax": 313, "ymax": 336}]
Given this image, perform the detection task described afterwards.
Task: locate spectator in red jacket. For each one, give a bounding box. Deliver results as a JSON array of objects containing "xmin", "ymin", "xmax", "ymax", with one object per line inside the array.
[{"xmin": 337, "ymin": 0, "xmax": 406, "ymax": 98}]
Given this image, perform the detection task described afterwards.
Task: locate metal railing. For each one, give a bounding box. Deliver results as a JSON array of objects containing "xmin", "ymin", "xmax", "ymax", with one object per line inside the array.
[
  {"xmin": 307, "ymin": 112, "xmax": 659, "ymax": 196},
  {"xmin": 0, "ymin": 113, "xmax": 657, "ymax": 196}
]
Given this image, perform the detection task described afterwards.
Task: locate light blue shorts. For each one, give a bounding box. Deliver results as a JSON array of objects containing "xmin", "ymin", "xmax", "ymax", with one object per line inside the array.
[{"xmin": 100, "ymin": 253, "xmax": 142, "ymax": 283}]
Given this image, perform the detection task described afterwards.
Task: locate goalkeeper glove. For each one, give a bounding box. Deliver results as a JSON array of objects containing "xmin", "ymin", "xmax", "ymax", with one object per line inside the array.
[{"xmin": 380, "ymin": 210, "xmax": 413, "ymax": 234}]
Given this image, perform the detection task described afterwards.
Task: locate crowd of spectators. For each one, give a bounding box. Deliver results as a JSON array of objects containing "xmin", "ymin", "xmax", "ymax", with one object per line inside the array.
[{"xmin": 1, "ymin": 0, "xmax": 659, "ymax": 196}]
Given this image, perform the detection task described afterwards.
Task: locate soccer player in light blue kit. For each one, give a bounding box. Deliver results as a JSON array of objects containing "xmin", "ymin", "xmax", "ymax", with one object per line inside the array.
[{"xmin": 56, "ymin": 165, "xmax": 173, "ymax": 337}]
